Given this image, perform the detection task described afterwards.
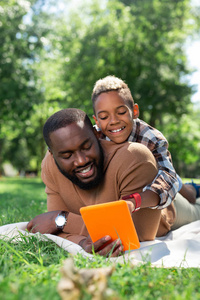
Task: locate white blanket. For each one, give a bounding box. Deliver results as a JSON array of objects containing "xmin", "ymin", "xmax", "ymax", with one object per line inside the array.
[{"xmin": 0, "ymin": 221, "xmax": 200, "ymax": 268}]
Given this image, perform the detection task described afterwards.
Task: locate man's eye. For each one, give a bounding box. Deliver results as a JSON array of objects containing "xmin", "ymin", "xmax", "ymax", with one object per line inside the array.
[
  {"xmin": 62, "ymin": 154, "xmax": 72, "ymax": 159},
  {"xmin": 84, "ymin": 143, "xmax": 92, "ymax": 150}
]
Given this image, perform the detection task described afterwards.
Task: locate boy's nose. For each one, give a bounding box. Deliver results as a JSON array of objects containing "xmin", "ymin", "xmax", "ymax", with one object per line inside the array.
[{"xmin": 109, "ymin": 114, "xmax": 119, "ymax": 124}]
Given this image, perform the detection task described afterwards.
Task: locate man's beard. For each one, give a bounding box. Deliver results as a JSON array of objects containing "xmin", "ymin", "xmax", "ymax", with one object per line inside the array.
[{"xmin": 54, "ymin": 142, "xmax": 104, "ymax": 190}]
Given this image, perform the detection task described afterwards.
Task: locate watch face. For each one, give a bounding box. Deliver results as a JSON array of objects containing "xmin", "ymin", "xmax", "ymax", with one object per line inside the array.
[{"xmin": 56, "ymin": 215, "xmax": 66, "ymax": 226}]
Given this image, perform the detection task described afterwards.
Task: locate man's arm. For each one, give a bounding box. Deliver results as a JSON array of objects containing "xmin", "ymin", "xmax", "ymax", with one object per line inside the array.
[
  {"xmin": 27, "ymin": 210, "xmax": 64, "ymax": 234},
  {"xmin": 27, "ymin": 211, "xmax": 123, "ymax": 257}
]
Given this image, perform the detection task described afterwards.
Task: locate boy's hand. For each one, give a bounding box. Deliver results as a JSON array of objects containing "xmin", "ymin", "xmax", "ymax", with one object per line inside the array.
[
  {"xmin": 124, "ymin": 200, "xmax": 135, "ymax": 213},
  {"xmin": 122, "ymin": 190, "xmax": 160, "ymax": 212},
  {"xmin": 79, "ymin": 235, "xmax": 123, "ymax": 257}
]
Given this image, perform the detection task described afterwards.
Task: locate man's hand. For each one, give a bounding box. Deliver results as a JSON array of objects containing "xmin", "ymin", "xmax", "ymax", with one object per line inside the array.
[
  {"xmin": 79, "ymin": 235, "xmax": 124, "ymax": 257},
  {"xmin": 26, "ymin": 211, "xmax": 62, "ymax": 234}
]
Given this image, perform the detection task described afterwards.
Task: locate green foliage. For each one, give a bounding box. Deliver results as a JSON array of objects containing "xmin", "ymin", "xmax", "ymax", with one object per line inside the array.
[
  {"xmin": 0, "ymin": 0, "xmax": 42, "ymax": 124},
  {"xmin": 58, "ymin": 0, "xmax": 195, "ymax": 124},
  {"xmin": 0, "ymin": 177, "xmax": 200, "ymax": 299},
  {"xmin": 0, "ymin": 0, "xmax": 45, "ymax": 173},
  {"xmin": 160, "ymin": 108, "xmax": 200, "ymax": 177},
  {"xmin": 1, "ymin": 0, "xmax": 200, "ymax": 176}
]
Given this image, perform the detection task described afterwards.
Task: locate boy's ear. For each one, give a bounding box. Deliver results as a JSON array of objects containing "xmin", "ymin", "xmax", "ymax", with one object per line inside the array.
[
  {"xmin": 133, "ymin": 103, "xmax": 139, "ymax": 119},
  {"xmin": 93, "ymin": 127, "xmax": 102, "ymax": 139},
  {"xmin": 48, "ymin": 148, "xmax": 53, "ymax": 155},
  {"xmin": 92, "ymin": 115, "xmax": 100, "ymax": 128}
]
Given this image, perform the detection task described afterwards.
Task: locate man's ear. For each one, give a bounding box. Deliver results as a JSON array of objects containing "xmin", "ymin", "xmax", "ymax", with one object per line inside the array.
[
  {"xmin": 133, "ymin": 103, "xmax": 139, "ymax": 119},
  {"xmin": 92, "ymin": 115, "xmax": 100, "ymax": 128}
]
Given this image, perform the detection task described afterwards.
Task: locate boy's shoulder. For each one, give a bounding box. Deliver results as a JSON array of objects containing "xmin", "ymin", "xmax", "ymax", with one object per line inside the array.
[
  {"xmin": 135, "ymin": 118, "xmax": 167, "ymax": 141},
  {"xmin": 136, "ymin": 118, "xmax": 158, "ymax": 131}
]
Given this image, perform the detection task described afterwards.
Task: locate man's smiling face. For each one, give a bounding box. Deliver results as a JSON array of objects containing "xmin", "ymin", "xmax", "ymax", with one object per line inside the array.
[{"xmin": 49, "ymin": 121, "xmax": 104, "ymax": 190}]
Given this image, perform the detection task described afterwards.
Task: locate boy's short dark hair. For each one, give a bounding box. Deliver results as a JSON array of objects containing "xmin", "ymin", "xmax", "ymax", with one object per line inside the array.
[
  {"xmin": 43, "ymin": 108, "xmax": 94, "ymax": 149},
  {"xmin": 91, "ymin": 75, "xmax": 134, "ymax": 113}
]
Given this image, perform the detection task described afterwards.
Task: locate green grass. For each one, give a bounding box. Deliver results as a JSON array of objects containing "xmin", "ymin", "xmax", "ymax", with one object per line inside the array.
[
  {"xmin": 0, "ymin": 177, "xmax": 200, "ymax": 300},
  {"xmin": 0, "ymin": 177, "xmax": 47, "ymax": 226}
]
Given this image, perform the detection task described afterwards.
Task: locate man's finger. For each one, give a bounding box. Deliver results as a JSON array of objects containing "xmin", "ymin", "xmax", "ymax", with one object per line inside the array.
[
  {"xmin": 97, "ymin": 239, "xmax": 123, "ymax": 257},
  {"xmin": 91, "ymin": 235, "xmax": 112, "ymax": 252}
]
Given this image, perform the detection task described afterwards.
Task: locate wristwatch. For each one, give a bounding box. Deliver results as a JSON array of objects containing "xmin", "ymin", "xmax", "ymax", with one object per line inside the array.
[{"xmin": 55, "ymin": 211, "xmax": 67, "ymax": 230}]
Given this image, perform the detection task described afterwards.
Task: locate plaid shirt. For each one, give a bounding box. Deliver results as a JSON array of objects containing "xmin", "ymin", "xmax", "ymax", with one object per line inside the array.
[{"xmin": 101, "ymin": 118, "xmax": 179, "ymax": 209}]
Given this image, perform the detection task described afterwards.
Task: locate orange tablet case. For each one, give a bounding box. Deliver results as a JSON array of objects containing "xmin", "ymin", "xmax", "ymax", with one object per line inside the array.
[{"xmin": 80, "ymin": 200, "xmax": 140, "ymax": 251}]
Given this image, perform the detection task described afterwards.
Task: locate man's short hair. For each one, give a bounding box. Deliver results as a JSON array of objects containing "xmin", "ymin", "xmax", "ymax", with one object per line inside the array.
[
  {"xmin": 91, "ymin": 75, "xmax": 134, "ymax": 113},
  {"xmin": 43, "ymin": 108, "xmax": 94, "ymax": 148}
]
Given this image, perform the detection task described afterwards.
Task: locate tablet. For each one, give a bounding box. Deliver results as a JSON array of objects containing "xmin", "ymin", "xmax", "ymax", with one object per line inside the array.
[{"xmin": 80, "ymin": 200, "xmax": 140, "ymax": 251}]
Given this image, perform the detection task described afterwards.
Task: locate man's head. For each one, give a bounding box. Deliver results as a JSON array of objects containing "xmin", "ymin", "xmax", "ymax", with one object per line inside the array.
[
  {"xmin": 43, "ymin": 108, "xmax": 104, "ymax": 190},
  {"xmin": 92, "ymin": 76, "xmax": 139, "ymax": 144}
]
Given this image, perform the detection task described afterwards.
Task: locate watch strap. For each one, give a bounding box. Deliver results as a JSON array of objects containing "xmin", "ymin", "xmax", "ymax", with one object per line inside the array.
[
  {"xmin": 59, "ymin": 211, "xmax": 66, "ymax": 217},
  {"xmin": 122, "ymin": 193, "xmax": 141, "ymax": 212}
]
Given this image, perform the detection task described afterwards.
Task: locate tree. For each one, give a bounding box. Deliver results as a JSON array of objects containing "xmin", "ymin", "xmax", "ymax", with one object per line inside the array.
[
  {"xmin": 160, "ymin": 107, "xmax": 200, "ymax": 177},
  {"xmin": 0, "ymin": 0, "xmax": 43, "ymax": 124},
  {"xmin": 57, "ymin": 0, "xmax": 196, "ymax": 127},
  {"xmin": 0, "ymin": 0, "xmax": 45, "ymax": 173},
  {"xmin": 1, "ymin": 0, "xmax": 200, "ymax": 176}
]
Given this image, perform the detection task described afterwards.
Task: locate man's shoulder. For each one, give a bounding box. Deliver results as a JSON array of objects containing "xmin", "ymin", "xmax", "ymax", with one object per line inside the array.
[
  {"xmin": 42, "ymin": 150, "xmax": 54, "ymax": 167},
  {"xmin": 100, "ymin": 140, "xmax": 155, "ymax": 166},
  {"xmin": 100, "ymin": 138, "xmax": 152, "ymax": 153},
  {"xmin": 121, "ymin": 142, "xmax": 155, "ymax": 161},
  {"xmin": 41, "ymin": 150, "xmax": 58, "ymax": 176}
]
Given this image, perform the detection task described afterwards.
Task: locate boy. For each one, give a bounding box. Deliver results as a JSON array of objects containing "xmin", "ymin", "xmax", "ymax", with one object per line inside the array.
[{"xmin": 92, "ymin": 75, "xmax": 199, "ymax": 208}]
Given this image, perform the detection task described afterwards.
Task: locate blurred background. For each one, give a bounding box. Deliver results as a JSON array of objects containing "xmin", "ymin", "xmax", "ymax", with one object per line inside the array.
[{"xmin": 0, "ymin": 0, "xmax": 200, "ymax": 178}]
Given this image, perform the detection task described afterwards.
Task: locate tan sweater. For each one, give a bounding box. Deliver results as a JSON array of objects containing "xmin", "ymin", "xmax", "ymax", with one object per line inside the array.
[{"xmin": 41, "ymin": 140, "xmax": 175, "ymax": 244}]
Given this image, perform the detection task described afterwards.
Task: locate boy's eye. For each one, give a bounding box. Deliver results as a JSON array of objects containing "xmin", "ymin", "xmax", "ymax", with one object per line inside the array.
[
  {"xmin": 117, "ymin": 107, "xmax": 128, "ymax": 115},
  {"xmin": 98, "ymin": 114, "xmax": 108, "ymax": 120},
  {"xmin": 118, "ymin": 110, "xmax": 126, "ymax": 115}
]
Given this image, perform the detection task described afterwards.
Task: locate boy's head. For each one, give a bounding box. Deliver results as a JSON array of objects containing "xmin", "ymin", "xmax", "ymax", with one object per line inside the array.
[
  {"xmin": 92, "ymin": 75, "xmax": 139, "ymax": 144},
  {"xmin": 92, "ymin": 75, "xmax": 134, "ymax": 112}
]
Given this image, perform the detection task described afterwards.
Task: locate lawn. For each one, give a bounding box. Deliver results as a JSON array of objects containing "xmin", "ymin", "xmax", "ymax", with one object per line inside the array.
[{"xmin": 0, "ymin": 177, "xmax": 200, "ymax": 300}]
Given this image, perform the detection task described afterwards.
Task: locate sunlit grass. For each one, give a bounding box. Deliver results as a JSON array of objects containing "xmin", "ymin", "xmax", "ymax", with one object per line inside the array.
[{"xmin": 0, "ymin": 177, "xmax": 200, "ymax": 300}]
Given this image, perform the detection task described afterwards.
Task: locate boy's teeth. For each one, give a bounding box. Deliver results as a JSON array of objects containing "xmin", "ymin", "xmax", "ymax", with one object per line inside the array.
[{"xmin": 111, "ymin": 127, "xmax": 123, "ymax": 133}]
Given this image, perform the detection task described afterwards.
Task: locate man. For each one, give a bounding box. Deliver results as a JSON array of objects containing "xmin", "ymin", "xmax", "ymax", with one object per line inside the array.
[{"xmin": 27, "ymin": 108, "xmax": 170, "ymax": 257}]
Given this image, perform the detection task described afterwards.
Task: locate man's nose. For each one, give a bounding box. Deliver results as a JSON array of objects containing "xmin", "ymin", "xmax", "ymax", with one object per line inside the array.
[{"xmin": 74, "ymin": 151, "xmax": 88, "ymax": 166}]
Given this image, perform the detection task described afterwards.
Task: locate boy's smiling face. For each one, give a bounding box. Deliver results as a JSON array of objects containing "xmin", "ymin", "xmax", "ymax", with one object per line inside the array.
[{"xmin": 93, "ymin": 91, "xmax": 138, "ymax": 144}]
